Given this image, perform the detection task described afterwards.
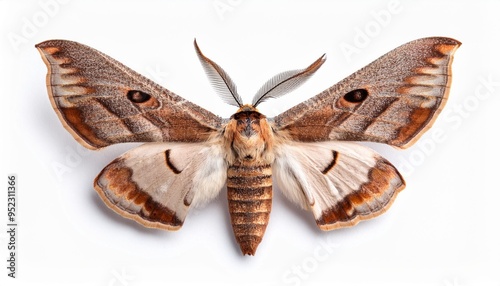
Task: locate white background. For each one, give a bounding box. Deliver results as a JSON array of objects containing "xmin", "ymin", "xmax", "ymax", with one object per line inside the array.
[{"xmin": 1, "ymin": 0, "xmax": 500, "ymax": 285}]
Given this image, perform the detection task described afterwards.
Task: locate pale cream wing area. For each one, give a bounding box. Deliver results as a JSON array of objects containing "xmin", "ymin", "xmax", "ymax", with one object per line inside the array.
[
  {"xmin": 273, "ymin": 141, "xmax": 405, "ymax": 230},
  {"xmin": 94, "ymin": 142, "xmax": 227, "ymax": 230}
]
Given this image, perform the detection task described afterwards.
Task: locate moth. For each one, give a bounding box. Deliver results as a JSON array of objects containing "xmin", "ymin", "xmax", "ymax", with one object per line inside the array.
[{"xmin": 36, "ymin": 37, "xmax": 460, "ymax": 255}]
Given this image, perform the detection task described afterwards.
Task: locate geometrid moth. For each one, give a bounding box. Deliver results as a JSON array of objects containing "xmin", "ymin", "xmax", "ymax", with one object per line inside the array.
[{"xmin": 36, "ymin": 37, "xmax": 460, "ymax": 255}]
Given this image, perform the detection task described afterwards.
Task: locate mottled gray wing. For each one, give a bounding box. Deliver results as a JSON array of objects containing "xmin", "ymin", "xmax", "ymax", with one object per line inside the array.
[
  {"xmin": 273, "ymin": 37, "xmax": 460, "ymax": 148},
  {"xmin": 36, "ymin": 40, "xmax": 223, "ymax": 149}
]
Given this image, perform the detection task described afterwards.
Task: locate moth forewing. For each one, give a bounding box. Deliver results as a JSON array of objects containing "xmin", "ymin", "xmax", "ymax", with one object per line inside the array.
[
  {"xmin": 273, "ymin": 37, "xmax": 461, "ymax": 149},
  {"xmin": 35, "ymin": 40, "xmax": 223, "ymax": 149}
]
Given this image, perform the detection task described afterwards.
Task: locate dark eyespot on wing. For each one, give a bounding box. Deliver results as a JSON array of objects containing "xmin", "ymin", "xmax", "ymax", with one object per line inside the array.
[
  {"xmin": 336, "ymin": 88, "xmax": 369, "ymax": 109},
  {"xmin": 127, "ymin": 90, "xmax": 151, "ymax": 103},
  {"xmin": 344, "ymin": 89, "xmax": 368, "ymax": 103}
]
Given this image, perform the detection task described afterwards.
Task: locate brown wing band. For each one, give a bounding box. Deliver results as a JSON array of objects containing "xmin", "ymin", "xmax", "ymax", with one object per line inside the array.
[
  {"xmin": 94, "ymin": 158, "xmax": 183, "ymax": 230},
  {"xmin": 316, "ymin": 159, "xmax": 405, "ymax": 230}
]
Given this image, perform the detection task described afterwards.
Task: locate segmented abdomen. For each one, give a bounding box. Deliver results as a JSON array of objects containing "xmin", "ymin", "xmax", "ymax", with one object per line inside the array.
[{"xmin": 227, "ymin": 163, "xmax": 272, "ymax": 255}]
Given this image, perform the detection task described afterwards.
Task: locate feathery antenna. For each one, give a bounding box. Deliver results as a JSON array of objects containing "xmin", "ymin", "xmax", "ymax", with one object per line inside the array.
[
  {"xmin": 252, "ymin": 54, "xmax": 326, "ymax": 107},
  {"xmin": 194, "ymin": 39, "xmax": 243, "ymax": 107}
]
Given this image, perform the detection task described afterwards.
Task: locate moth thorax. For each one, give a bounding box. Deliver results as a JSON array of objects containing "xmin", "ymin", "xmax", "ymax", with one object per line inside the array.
[
  {"xmin": 227, "ymin": 108, "xmax": 274, "ymax": 163},
  {"xmin": 226, "ymin": 163, "xmax": 273, "ymax": 255}
]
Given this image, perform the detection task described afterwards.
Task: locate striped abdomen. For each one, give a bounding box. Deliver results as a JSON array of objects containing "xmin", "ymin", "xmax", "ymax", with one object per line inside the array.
[{"xmin": 227, "ymin": 163, "xmax": 272, "ymax": 255}]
